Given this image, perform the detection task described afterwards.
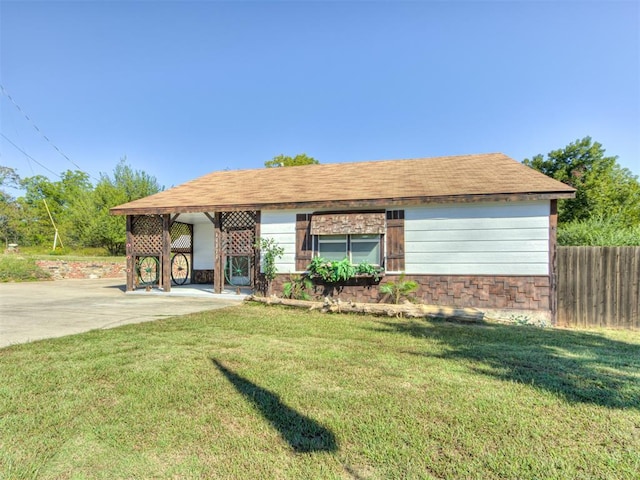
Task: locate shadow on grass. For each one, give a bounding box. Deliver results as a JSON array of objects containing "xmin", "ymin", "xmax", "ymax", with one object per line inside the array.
[
  {"xmin": 211, "ymin": 358, "xmax": 338, "ymax": 453},
  {"xmin": 373, "ymin": 320, "xmax": 640, "ymax": 410}
]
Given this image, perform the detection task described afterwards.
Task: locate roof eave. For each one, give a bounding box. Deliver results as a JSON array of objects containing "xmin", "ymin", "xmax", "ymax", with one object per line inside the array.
[{"xmin": 109, "ymin": 191, "xmax": 576, "ymax": 216}]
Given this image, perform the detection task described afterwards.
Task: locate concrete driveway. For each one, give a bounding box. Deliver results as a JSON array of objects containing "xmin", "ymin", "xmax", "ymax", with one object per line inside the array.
[{"xmin": 0, "ymin": 279, "xmax": 244, "ymax": 348}]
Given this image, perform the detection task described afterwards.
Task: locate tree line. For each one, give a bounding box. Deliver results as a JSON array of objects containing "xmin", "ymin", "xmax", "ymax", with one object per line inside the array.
[{"xmin": 0, "ymin": 159, "xmax": 161, "ymax": 255}]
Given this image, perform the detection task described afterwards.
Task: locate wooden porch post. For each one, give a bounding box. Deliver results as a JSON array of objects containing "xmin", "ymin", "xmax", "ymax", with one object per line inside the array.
[
  {"xmin": 162, "ymin": 214, "xmax": 171, "ymax": 292},
  {"xmin": 126, "ymin": 215, "xmax": 135, "ymax": 292},
  {"xmin": 254, "ymin": 211, "xmax": 261, "ymax": 290},
  {"xmin": 214, "ymin": 212, "xmax": 223, "ymax": 293}
]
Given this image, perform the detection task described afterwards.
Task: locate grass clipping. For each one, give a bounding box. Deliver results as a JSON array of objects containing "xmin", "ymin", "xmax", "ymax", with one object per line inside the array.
[{"xmin": 247, "ymin": 295, "xmax": 484, "ymax": 322}]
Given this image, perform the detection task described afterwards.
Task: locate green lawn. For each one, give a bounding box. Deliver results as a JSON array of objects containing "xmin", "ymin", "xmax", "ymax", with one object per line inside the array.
[
  {"xmin": 16, "ymin": 245, "xmax": 120, "ymax": 259},
  {"xmin": 1, "ymin": 304, "xmax": 639, "ymax": 479},
  {"xmin": 0, "ymin": 255, "xmax": 51, "ymax": 282}
]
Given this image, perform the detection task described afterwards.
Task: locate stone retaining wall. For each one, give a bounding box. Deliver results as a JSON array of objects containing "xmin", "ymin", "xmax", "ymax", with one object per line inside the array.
[{"xmin": 36, "ymin": 260, "xmax": 127, "ymax": 280}]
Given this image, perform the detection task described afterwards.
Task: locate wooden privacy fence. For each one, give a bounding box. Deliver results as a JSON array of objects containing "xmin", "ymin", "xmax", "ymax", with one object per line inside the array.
[{"xmin": 557, "ymin": 246, "xmax": 640, "ymax": 329}]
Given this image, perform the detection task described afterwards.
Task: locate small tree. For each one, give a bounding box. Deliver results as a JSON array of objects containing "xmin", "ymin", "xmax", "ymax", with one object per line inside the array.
[
  {"xmin": 282, "ymin": 274, "xmax": 314, "ymax": 300},
  {"xmin": 380, "ymin": 273, "xmax": 418, "ymax": 304},
  {"xmin": 255, "ymin": 237, "xmax": 284, "ymax": 295}
]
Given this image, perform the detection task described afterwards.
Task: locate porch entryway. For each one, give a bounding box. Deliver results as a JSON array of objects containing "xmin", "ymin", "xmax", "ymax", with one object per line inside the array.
[
  {"xmin": 125, "ymin": 211, "xmax": 260, "ymax": 294},
  {"xmin": 219, "ymin": 211, "xmax": 259, "ymax": 288}
]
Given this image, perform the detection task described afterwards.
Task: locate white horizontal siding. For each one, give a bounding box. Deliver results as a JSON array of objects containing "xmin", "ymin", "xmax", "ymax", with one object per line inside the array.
[
  {"xmin": 405, "ymin": 201, "xmax": 550, "ymax": 275},
  {"xmin": 406, "ymin": 216, "xmax": 549, "ymax": 230},
  {"xmin": 260, "ymin": 210, "xmax": 301, "ymax": 273},
  {"xmin": 413, "ymin": 228, "xmax": 549, "ymax": 241},
  {"xmin": 407, "ymin": 251, "xmax": 549, "ymax": 264},
  {"xmin": 405, "ymin": 240, "xmax": 549, "ymax": 253}
]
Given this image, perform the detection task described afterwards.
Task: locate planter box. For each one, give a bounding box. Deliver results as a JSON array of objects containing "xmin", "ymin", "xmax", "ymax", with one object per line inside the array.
[{"xmin": 309, "ymin": 273, "xmax": 384, "ymax": 286}]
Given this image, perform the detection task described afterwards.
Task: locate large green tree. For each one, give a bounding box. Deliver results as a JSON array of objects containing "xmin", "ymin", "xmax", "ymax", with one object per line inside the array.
[
  {"xmin": 523, "ymin": 137, "xmax": 640, "ymax": 226},
  {"xmin": 18, "ymin": 170, "xmax": 92, "ymax": 247},
  {"xmin": 73, "ymin": 159, "xmax": 161, "ymax": 255},
  {"xmin": 264, "ymin": 153, "xmax": 319, "ymax": 168}
]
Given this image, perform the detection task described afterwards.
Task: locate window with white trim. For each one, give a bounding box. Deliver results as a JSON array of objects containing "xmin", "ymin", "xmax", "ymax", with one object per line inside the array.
[
  {"xmin": 351, "ymin": 234, "xmax": 380, "ymax": 264},
  {"xmin": 317, "ymin": 235, "xmax": 347, "ymax": 261},
  {"xmin": 316, "ymin": 234, "xmax": 382, "ymax": 265}
]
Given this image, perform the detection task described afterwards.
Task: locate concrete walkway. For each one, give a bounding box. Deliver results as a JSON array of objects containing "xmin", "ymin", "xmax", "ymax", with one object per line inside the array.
[{"xmin": 0, "ymin": 279, "xmax": 245, "ymax": 348}]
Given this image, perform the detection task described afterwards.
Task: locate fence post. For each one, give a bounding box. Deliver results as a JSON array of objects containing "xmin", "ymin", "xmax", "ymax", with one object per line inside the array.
[{"xmin": 549, "ymin": 200, "xmax": 558, "ymax": 325}]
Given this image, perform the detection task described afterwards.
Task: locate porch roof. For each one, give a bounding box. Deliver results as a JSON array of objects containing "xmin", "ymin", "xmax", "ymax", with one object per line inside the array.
[{"xmin": 110, "ymin": 153, "xmax": 576, "ymax": 215}]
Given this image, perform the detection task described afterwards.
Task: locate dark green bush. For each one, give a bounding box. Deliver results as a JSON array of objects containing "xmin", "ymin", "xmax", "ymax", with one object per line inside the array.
[{"xmin": 558, "ymin": 216, "xmax": 640, "ymax": 246}]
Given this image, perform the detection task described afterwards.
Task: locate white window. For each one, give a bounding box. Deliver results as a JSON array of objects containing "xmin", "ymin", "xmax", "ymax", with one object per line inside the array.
[
  {"xmin": 351, "ymin": 235, "xmax": 380, "ymax": 264},
  {"xmin": 316, "ymin": 234, "xmax": 382, "ymax": 265},
  {"xmin": 317, "ymin": 235, "xmax": 347, "ymax": 261}
]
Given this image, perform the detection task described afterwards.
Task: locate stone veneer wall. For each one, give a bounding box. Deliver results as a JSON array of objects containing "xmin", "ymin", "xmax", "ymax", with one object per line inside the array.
[
  {"xmin": 36, "ymin": 260, "xmax": 127, "ymax": 280},
  {"xmin": 271, "ymin": 274, "xmax": 550, "ymax": 311}
]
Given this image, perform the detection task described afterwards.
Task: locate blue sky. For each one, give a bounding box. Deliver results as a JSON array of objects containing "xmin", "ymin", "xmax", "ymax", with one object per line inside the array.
[{"xmin": 1, "ymin": 0, "xmax": 638, "ymax": 192}]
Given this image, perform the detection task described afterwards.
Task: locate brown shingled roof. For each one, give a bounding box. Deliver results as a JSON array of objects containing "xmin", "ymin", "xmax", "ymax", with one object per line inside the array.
[{"xmin": 110, "ymin": 153, "xmax": 575, "ymax": 215}]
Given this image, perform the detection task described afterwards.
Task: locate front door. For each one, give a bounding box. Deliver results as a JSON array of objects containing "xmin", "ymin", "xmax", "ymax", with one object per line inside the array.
[
  {"xmin": 220, "ymin": 211, "xmax": 258, "ymax": 288},
  {"xmin": 225, "ymin": 229, "xmax": 252, "ymax": 286}
]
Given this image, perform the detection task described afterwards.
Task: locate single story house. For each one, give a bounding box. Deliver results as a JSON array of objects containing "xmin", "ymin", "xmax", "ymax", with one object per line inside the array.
[{"xmin": 110, "ymin": 153, "xmax": 575, "ymax": 321}]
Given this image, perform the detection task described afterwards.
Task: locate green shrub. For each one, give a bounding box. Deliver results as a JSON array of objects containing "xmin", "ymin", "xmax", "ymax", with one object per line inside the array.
[
  {"xmin": 558, "ymin": 216, "xmax": 640, "ymax": 246},
  {"xmin": 282, "ymin": 274, "xmax": 314, "ymax": 300},
  {"xmin": 380, "ymin": 273, "xmax": 418, "ymax": 304}
]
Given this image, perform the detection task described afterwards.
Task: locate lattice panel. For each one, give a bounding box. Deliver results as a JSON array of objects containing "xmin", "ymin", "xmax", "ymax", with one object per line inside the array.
[
  {"xmin": 221, "ymin": 211, "xmax": 257, "ymax": 256},
  {"xmin": 170, "ymin": 222, "xmax": 192, "ymax": 253},
  {"xmin": 221, "ymin": 211, "xmax": 257, "ymax": 231},
  {"xmin": 227, "ymin": 229, "xmax": 255, "ymax": 256},
  {"xmin": 131, "ymin": 215, "xmax": 162, "ymax": 254}
]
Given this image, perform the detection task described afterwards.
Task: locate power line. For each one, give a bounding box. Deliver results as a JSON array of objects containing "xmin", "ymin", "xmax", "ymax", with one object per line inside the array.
[
  {"xmin": 0, "ymin": 84, "xmax": 99, "ymax": 182},
  {"xmin": 0, "ymin": 132, "xmax": 61, "ymax": 179}
]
